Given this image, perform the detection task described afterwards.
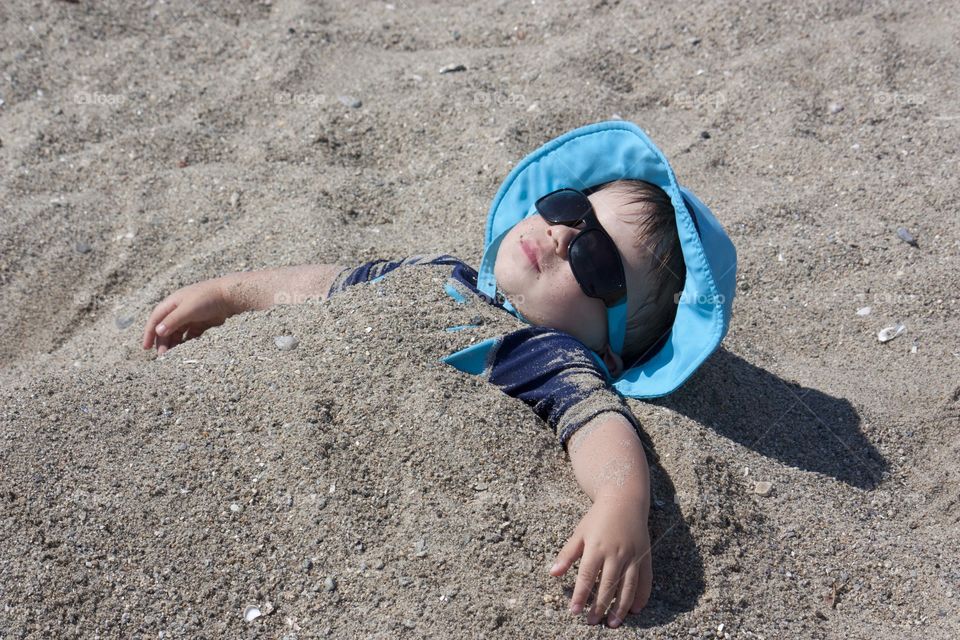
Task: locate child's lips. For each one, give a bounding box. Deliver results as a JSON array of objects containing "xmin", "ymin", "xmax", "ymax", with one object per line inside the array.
[{"xmin": 520, "ymin": 239, "xmax": 541, "ymax": 272}]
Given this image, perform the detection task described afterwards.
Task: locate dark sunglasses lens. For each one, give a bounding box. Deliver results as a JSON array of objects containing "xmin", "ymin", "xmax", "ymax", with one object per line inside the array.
[
  {"xmin": 569, "ymin": 230, "xmax": 626, "ymax": 303},
  {"xmin": 535, "ymin": 189, "xmax": 591, "ymax": 224}
]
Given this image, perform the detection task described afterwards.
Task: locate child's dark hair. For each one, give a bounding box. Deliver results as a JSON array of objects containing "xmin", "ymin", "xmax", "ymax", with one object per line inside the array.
[{"xmin": 592, "ymin": 179, "xmax": 686, "ymax": 366}]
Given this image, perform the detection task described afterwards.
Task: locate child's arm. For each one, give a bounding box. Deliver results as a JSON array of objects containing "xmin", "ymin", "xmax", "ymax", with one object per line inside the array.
[
  {"xmin": 217, "ymin": 264, "xmax": 348, "ymax": 312},
  {"xmin": 549, "ymin": 412, "xmax": 652, "ymax": 628},
  {"xmin": 142, "ymin": 264, "xmax": 346, "ymax": 355}
]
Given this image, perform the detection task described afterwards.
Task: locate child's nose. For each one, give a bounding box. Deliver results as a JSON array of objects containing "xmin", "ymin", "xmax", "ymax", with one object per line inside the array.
[{"xmin": 546, "ymin": 225, "xmax": 578, "ymax": 259}]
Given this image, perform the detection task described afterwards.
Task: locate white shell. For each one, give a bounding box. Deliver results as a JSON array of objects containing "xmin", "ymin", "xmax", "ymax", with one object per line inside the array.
[
  {"xmin": 856, "ymin": 306, "xmax": 871, "ymax": 316},
  {"xmin": 877, "ymin": 323, "xmax": 905, "ymax": 343},
  {"xmin": 753, "ymin": 481, "xmax": 773, "ymax": 496},
  {"xmin": 244, "ymin": 606, "xmax": 262, "ymax": 622},
  {"xmin": 274, "ymin": 335, "xmax": 300, "ymax": 351}
]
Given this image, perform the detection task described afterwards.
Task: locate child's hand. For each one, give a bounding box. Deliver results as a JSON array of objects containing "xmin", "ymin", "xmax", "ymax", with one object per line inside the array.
[
  {"xmin": 549, "ymin": 493, "xmax": 652, "ymax": 628},
  {"xmin": 141, "ymin": 278, "xmax": 236, "ymax": 355}
]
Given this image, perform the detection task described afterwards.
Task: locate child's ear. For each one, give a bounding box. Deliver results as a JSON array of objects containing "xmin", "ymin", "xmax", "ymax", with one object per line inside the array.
[{"xmin": 600, "ymin": 345, "xmax": 625, "ymax": 378}]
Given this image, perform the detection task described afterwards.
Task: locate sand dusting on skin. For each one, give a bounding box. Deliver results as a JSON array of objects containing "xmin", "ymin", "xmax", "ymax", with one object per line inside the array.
[{"xmin": 2, "ymin": 1, "xmax": 960, "ymax": 638}]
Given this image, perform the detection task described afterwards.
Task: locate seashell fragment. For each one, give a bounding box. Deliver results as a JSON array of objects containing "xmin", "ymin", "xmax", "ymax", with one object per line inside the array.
[
  {"xmin": 896, "ymin": 227, "xmax": 918, "ymax": 247},
  {"xmin": 856, "ymin": 306, "xmax": 871, "ymax": 316},
  {"xmin": 753, "ymin": 481, "xmax": 773, "ymax": 496},
  {"xmin": 877, "ymin": 323, "xmax": 905, "ymax": 343},
  {"xmin": 244, "ymin": 605, "xmax": 262, "ymax": 622},
  {"xmin": 274, "ymin": 335, "xmax": 299, "ymax": 351}
]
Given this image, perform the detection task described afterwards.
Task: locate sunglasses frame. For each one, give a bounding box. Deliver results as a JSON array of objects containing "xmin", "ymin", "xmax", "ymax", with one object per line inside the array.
[
  {"xmin": 534, "ymin": 188, "xmax": 628, "ymax": 307},
  {"xmin": 534, "ymin": 188, "xmax": 629, "ymax": 355}
]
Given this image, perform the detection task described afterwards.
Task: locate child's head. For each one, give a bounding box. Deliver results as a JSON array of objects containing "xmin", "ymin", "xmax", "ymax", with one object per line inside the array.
[{"xmin": 493, "ymin": 179, "xmax": 686, "ymax": 376}]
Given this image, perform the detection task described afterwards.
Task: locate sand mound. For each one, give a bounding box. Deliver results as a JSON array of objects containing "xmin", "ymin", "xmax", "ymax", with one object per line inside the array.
[{"xmin": 2, "ymin": 0, "xmax": 959, "ymax": 637}]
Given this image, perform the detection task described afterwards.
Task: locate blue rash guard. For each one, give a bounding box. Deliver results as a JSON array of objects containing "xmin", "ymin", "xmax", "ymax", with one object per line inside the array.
[{"xmin": 327, "ymin": 255, "xmax": 641, "ymax": 449}]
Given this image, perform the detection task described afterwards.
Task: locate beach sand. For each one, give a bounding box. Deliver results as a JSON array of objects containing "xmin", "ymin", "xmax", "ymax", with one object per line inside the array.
[{"xmin": 1, "ymin": 0, "xmax": 958, "ymax": 637}]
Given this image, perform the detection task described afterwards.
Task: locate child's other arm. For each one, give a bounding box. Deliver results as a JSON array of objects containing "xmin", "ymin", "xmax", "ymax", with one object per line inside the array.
[
  {"xmin": 142, "ymin": 264, "xmax": 346, "ymax": 355},
  {"xmin": 549, "ymin": 412, "xmax": 652, "ymax": 628},
  {"xmin": 218, "ymin": 264, "xmax": 347, "ymax": 312}
]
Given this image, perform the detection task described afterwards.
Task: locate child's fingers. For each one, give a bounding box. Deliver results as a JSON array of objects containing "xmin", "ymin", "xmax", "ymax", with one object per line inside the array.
[
  {"xmin": 550, "ymin": 534, "xmax": 584, "ymax": 577},
  {"xmin": 156, "ymin": 332, "xmax": 172, "ymax": 356},
  {"xmin": 568, "ymin": 552, "xmax": 602, "ymax": 615},
  {"xmin": 608, "ymin": 562, "xmax": 639, "ymax": 627},
  {"xmin": 143, "ymin": 298, "xmax": 173, "ymax": 349},
  {"xmin": 630, "ymin": 546, "xmax": 653, "ymax": 614},
  {"xmin": 158, "ymin": 327, "xmax": 189, "ymax": 356},
  {"xmin": 142, "ymin": 298, "xmax": 178, "ymax": 349},
  {"xmin": 152, "ymin": 302, "xmax": 196, "ymax": 343},
  {"xmin": 587, "ymin": 558, "xmax": 623, "ymax": 624}
]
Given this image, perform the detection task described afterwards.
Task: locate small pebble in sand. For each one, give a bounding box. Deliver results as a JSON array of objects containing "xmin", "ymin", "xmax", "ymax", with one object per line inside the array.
[
  {"xmin": 324, "ymin": 576, "xmax": 337, "ymax": 592},
  {"xmin": 230, "ymin": 503, "xmax": 242, "ymax": 513},
  {"xmin": 415, "ymin": 537, "xmax": 428, "ymax": 557},
  {"xmin": 114, "ymin": 315, "xmax": 135, "ymax": 330},
  {"xmin": 829, "ymin": 102, "xmax": 844, "ymax": 114},
  {"xmin": 74, "ymin": 241, "xmax": 92, "ymax": 254},
  {"xmin": 274, "ymin": 336, "xmax": 299, "ymax": 351},
  {"xmin": 753, "ymin": 481, "xmax": 773, "ymax": 496},
  {"xmin": 896, "ymin": 227, "xmax": 919, "ymax": 248},
  {"xmin": 856, "ymin": 306, "xmax": 871, "ymax": 316},
  {"xmin": 877, "ymin": 323, "xmax": 905, "ymax": 343},
  {"xmin": 338, "ymin": 95, "xmax": 362, "ymax": 109},
  {"xmin": 439, "ymin": 63, "xmax": 467, "ymax": 74},
  {"xmin": 230, "ymin": 191, "xmax": 241, "ymax": 208}
]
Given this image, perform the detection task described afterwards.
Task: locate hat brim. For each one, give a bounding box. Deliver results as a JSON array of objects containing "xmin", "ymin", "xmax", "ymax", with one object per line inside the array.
[{"xmin": 479, "ymin": 120, "xmax": 737, "ymax": 398}]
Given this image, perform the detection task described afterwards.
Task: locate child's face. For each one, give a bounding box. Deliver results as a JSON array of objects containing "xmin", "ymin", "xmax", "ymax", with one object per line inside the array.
[{"xmin": 493, "ymin": 187, "xmax": 658, "ymax": 356}]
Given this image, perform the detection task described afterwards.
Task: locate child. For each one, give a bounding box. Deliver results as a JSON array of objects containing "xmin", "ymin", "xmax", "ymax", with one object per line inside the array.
[{"xmin": 141, "ymin": 121, "xmax": 736, "ymax": 628}]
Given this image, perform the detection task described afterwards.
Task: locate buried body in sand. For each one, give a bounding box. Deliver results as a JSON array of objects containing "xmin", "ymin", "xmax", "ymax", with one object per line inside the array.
[{"xmin": 141, "ymin": 122, "xmax": 737, "ymax": 628}]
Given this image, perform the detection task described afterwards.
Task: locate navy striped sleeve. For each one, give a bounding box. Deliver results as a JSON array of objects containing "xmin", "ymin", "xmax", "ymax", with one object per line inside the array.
[
  {"xmin": 326, "ymin": 254, "xmax": 464, "ymax": 298},
  {"xmin": 485, "ymin": 326, "xmax": 641, "ymax": 448}
]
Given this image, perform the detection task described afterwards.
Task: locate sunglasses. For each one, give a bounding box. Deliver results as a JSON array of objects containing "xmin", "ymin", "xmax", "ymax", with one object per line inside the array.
[{"xmin": 534, "ymin": 188, "xmax": 628, "ymax": 355}]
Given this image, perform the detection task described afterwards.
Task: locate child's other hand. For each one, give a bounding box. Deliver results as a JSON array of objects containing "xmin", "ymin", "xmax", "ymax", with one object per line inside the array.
[
  {"xmin": 549, "ymin": 493, "xmax": 652, "ymax": 628},
  {"xmin": 141, "ymin": 278, "xmax": 235, "ymax": 355}
]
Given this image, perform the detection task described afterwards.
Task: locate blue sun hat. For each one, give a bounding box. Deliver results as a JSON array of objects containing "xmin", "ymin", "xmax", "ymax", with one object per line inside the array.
[{"xmin": 445, "ymin": 120, "xmax": 737, "ymax": 399}]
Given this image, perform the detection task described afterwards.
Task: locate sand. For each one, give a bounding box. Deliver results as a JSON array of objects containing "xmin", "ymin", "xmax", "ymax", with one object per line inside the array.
[{"xmin": 1, "ymin": 0, "xmax": 959, "ymax": 637}]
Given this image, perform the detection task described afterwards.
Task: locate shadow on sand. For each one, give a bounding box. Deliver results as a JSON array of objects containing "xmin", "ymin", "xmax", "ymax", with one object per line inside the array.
[
  {"xmin": 613, "ymin": 348, "xmax": 888, "ymax": 627},
  {"xmin": 652, "ymin": 348, "xmax": 888, "ymax": 491}
]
